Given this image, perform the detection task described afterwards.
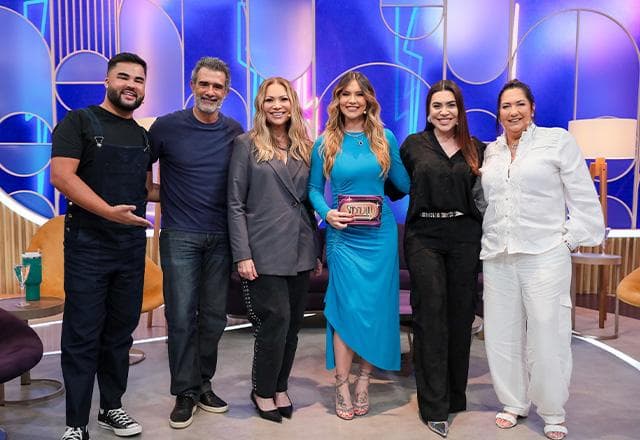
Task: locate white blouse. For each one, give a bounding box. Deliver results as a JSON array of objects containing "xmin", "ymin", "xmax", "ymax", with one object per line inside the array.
[{"xmin": 480, "ymin": 123, "xmax": 605, "ymax": 260}]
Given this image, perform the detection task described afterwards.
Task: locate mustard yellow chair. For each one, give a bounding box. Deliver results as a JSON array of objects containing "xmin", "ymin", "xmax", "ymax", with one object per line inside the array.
[
  {"xmin": 26, "ymin": 216, "xmax": 65, "ymax": 299},
  {"xmin": 614, "ymin": 266, "xmax": 640, "ymax": 337},
  {"xmin": 27, "ymin": 215, "xmax": 164, "ymax": 363}
]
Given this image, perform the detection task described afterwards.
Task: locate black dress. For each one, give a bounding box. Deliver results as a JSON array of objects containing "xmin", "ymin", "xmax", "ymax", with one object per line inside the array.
[{"xmin": 400, "ymin": 129, "xmax": 484, "ymax": 422}]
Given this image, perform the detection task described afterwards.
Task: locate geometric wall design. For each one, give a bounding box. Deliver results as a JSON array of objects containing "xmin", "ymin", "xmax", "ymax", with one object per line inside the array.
[{"xmin": 1, "ymin": 0, "xmax": 639, "ymax": 227}]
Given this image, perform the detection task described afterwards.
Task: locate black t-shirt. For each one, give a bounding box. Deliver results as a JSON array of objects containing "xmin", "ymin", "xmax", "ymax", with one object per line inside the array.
[
  {"xmin": 400, "ymin": 129, "xmax": 484, "ymax": 249},
  {"xmin": 51, "ymin": 105, "xmax": 156, "ymax": 232},
  {"xmin": 52, "ymin": 105, "xmax": 155, "ymax": 171}
]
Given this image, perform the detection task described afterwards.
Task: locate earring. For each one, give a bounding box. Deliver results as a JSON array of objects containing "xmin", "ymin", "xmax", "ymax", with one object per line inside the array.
[
  {"xmin": 363, "ymin": 110, "xmax": 367, "ymax": 115},
  {"xmin": 427, "ymin": 116, "xmax": 432, "ymax": 124}
]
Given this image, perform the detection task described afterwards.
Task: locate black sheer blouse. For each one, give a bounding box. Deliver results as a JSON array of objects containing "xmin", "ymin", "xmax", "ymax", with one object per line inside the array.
[{"xmin": 400, "ymin": 130, "xmax": 484, "ymax": 250}]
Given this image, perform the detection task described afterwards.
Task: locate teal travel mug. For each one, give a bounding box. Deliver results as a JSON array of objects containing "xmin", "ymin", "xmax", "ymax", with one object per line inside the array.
[{"xmin": 22, "ymin": 251, "xmax": 42, "ymax": 301}]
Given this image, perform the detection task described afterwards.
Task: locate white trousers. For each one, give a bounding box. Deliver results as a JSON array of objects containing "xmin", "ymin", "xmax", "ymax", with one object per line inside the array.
[{"xmin": 483, "ymin": 244, "xmax": 572, "ymax": 425}]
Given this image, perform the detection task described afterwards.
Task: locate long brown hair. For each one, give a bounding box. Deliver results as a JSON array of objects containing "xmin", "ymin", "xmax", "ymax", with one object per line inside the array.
[
  {"xmin": 250, "ymin": 77, "xmax": 312, "ymax": 164},
  {"xmin": 426, "ymin": 80, "xmax": 479, "ymax": 175},
  {"xmin": 321, "ymin": 71, "xmax": 390, "ymax": 177}
]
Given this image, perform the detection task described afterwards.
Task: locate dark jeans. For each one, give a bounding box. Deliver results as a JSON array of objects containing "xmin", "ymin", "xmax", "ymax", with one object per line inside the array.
[
  {"xmin": 243, "ymin": 272, "xmax": 310, "ymax": 398},
  {"xmin": 160, "ymin": 229, "xmax": 230, "ymax": 398},
  {"xmin": 406, "ymin": 241, "xmax": 480, "ymax": 422},
  {"xmin": 61, "ymin": 227, "xmax": 145, "ymax": 427}
]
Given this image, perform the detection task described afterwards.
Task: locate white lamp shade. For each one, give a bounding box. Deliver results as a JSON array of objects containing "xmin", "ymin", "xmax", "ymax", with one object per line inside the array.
[{"xmin": 568, "ymin": 118, "xmax": 637, "ymax": 159}]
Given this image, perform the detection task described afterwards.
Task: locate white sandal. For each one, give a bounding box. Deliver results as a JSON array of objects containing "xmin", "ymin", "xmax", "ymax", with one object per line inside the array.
[
  {"xmin": 495, "ymin": 412, "xmax": 518, "ymax": 429},
  {"xmin": 544, "ymin": 424, "xmax": 568, "ymax": 439}
]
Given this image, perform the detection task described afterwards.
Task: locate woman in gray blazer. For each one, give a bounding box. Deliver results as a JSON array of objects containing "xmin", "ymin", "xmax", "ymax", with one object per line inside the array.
[{"xmin": 228, "ymin": 77, "xmax": 321, "ymax": 423}]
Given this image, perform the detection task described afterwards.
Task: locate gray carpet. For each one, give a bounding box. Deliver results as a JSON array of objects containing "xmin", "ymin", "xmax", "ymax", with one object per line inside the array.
[{"xmin": 1, "ymin": 326, "xmax": 638, "ymax": 439}]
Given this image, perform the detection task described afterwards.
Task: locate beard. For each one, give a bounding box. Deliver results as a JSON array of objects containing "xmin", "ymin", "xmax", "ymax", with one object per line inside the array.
[
  {"xmin": 194, "ymin": 95, "xmax": 224, "ymax": 115},
  {"xmin": 107, "ymin": 87, "xmax": 144, "ymax": 112}
]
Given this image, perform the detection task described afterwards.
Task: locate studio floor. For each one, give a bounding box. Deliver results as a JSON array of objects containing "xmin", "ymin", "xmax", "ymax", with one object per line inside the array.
[{"xmin": 1, "ymin": 308, "xmax": 639, "ymax": 440}]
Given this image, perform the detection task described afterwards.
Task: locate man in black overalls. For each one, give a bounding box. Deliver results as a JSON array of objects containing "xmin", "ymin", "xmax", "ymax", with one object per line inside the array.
[{"xmin": 50, "ymin": 52, "xmax": 158, "ymax": 440}]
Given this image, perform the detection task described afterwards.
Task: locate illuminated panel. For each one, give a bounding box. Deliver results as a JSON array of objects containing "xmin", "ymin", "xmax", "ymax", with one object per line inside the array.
[
  {"xmin": 57, "ymin": 50, "xmax": 107, "ymax": 81},
  {"xmin": 574, "ymin": 11, "xmax": 639, "ymax": 228},
  {"xmin": 385, "ymin": 6, "xmax": 444, "ymax": 134},
  {"xmin": 447, "ymin": 0, "xmax": 510, "ymax": 84},
  {"xmin": 0, "ymin": 0, "xmax": 639, "ymax": 228},
  {"xmin": 576, "ymin": 12, "xmax": 638, "ymax": 120},
  {"xmin": 10, "ymin": 190, "xmax": 55, "ymax": 217},
  {"xmin": 379, "ymin": 0, "xmax": 444, "ymax": 41},
  {"xmin": 0, "ymin": 112, "xmax": 54, "ymax": 219},
  {"xmin": 56, "ymin": 51, "xmax": 108, "ymax": 110},
  {"xmin": 248, "ymin": 0, "xmax": 313, "ymax": 80},
  {"xmin": 0, "ymin": 114, "xmax": 51, "ymax": 177},
  {"xmin": 0, "ymin": 6, "xmax": 53, "ymax": 125},
  {"xmin": 0, "ymin": 6, "xmax": 54, "ymax": 220},
  {"xmin": 381, "ymin": 0, "xmax": 441, "ymax": 5},
  {"xmin": 119, "ymin": 0, "xmax": 183, "ymax": 117},
  {"xmin": 466, "ymin": 109, "xmax": 497, "ymax": 143},
  {"xmin": 514, "ymin": 11, "xmax": 577, "ymax": 129}
]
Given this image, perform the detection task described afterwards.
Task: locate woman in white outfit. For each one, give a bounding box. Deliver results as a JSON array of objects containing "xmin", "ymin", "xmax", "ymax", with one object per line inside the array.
[{"xmin": 480, "ymin": 79, "xmax": 604, "ymax": 440}]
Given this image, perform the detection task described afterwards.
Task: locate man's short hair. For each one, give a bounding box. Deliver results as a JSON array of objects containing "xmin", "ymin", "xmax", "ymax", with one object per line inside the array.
[
  {"xmin": 107, "ymin": 52, "xmax": 147, "ymax": 75},
  {"xmin": 190, "ymin": 57, "xmax": 231, "ymax": 90}
]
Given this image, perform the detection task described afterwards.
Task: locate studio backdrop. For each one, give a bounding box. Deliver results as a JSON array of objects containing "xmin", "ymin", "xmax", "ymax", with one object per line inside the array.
[{"xmin": 0, "ymin": 0, "xmax": 639, "ymax": 227}]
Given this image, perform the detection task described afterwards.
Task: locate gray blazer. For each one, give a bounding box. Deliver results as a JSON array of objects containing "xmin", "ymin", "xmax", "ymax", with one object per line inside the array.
[{"xmin": 227, "ymin": 133, "xmax": 317, "ymax": 276}]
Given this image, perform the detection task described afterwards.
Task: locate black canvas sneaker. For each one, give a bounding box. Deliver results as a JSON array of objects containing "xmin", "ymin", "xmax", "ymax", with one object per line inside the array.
[
  {"xmin": 60, "ymin": 426, "xmax": 89, "ymax": 440},
  {"xmin": 97, "ymin": 407, "xmax": 142, "ymax": 436}
]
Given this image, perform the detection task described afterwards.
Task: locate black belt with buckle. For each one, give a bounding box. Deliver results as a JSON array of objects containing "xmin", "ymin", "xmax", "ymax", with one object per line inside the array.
[{"xmin": 420, "ymin": 211, "xmax": 464, "ymax": 219}]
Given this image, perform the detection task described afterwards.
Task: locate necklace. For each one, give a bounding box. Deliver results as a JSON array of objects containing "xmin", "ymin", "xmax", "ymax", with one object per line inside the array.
[
  {"xmin": 345, "ymin": 131, "xmax": 365, "ymax": 145},
  {"xmin": 275, "ymin": 144, "xmax": 290, "ymax": 153}
]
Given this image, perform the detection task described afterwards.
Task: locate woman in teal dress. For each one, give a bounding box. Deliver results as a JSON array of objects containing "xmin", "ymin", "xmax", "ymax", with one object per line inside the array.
[{"xmin": 308, "ymin": 71, "xmax": 410, "ymax": 420}]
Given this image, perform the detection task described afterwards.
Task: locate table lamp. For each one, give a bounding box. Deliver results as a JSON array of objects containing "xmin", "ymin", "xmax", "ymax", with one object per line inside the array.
[{"xmin": 568, "ymin": 118, "xmax": 637, "ymax": 227}]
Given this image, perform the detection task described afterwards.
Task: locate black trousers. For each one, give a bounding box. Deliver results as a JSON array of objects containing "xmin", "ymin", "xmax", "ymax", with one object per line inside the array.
[
  {"xmin": 61, "ymin": 227, "xmax": 145, "ymax": 427},
  {"xmin": 406, "ymin": 241, "xmax": 480, "ymax": 422},
  {"xmin": 242, "ymin": 272, "xmax": 310, "ymax": 398}
]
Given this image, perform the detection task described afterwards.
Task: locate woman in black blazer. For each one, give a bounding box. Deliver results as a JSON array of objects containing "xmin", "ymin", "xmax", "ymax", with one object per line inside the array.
[{"xmin": 227, "ymin": 77, "xmax": 321, "ymax": 423}]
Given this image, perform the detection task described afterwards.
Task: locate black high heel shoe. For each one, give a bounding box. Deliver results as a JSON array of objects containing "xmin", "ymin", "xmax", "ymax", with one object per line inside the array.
[
  {"xmin": 250, "ymin": 392, "xmax": 282, "ymax": 423},
  {"xmin": 277, "ymin": 403, "xmax": 293, "ymax": 419},
  {"xmin": 276, "ymin": 392, "xmax": 293, "ymax": 419}
]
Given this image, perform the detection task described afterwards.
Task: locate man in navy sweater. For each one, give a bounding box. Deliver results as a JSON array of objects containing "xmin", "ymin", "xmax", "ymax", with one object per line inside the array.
[{"xmin": 148, "ymin": 57, "xmax": 243, "ymax": 429}]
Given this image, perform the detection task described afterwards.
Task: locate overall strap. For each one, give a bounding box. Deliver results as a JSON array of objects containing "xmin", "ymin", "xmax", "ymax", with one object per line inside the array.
[
  {"xmin": 80, "ymin": 108, "xmax": 104, "ymax": 148},
  {"xmin": 140, "ymin": 128, "xmax": 151, "ymax": 152}
]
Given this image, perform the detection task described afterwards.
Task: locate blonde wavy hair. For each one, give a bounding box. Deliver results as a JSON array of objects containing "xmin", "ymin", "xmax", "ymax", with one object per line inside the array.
[
  {"xmin": 250, "ymin": 77, "xmax": 312, "ymax": 165},
  {"xmin": 321, "ymin": 71, "xmax": 390, "ymax": 177}
]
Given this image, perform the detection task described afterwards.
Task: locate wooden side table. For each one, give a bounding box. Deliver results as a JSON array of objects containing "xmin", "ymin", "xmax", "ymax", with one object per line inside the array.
[
  {"xmin": 570, "ymin": 252, "xmax": 622, "ymax": 340},
  {"xmin": 0, "ymin": 296, "xmax": 65, "ymax": 406}
]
